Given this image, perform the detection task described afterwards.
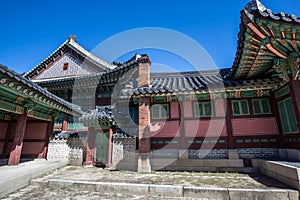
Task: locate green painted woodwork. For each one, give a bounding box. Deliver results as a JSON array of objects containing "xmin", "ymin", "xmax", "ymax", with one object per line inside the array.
[
  {"xmin": 0, "ymin": 99, "xmax": 24, "ymax": 114},
  {"xmin": 232, "ymin": 100, "xmax": 250, "ymax": 116},
  {"xmin": 242, "ymin": 90, "xmax": 255, "ymax": 98},
  {"xmin": 278, "ymin": 97, "xmax": 299, "ymax": 134},
  {"xmin": 154, "ymin": 96, "xmax": 166, "ymax": 103},
  {"xmin": 275, "ymin": 85, "xmax": 290, "ymax": 99},
  {"xmin": 196, "ymin": 93, "xmax": 210, "ymax": 100},
  {"xmin": 27, "ymin": 110, "xmax": 52, "ymax": 121},
  {"xmin": 252, "ymin": 99, "xmax": 271, "ymax": 115},
  {"xmin": 0, "ymin": 75, "xmax": 76, "ymax": 116},
  {"xmin": 194, "ymin": 102, "xmax": 213, "ymax": 117},
  {"xmin": 151, "ymin": 104, "xmax": 169, "ymax": 119}
]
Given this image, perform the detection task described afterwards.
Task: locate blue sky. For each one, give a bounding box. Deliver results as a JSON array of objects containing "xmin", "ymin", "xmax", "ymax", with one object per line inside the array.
[{"xmin": 0, "ymin": 0, "xmax": 299, "ymax": 73}]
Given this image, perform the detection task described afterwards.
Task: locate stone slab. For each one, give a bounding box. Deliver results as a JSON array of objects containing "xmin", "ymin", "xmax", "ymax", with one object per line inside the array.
[{"xmin": 0, "ymin": 159, "xmax": 67, "ymax": 198}]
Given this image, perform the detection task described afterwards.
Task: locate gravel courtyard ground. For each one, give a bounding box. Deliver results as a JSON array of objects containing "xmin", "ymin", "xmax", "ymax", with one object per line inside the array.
[{"xmin": 2, "ymin": 165, "xmax": 293, "ymax": 200}]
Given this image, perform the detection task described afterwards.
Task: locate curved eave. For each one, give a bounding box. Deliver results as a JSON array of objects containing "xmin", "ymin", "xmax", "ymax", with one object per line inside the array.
[{"xmin": 231, "ymin": 8, "xmax": 300, "ymax": 80}]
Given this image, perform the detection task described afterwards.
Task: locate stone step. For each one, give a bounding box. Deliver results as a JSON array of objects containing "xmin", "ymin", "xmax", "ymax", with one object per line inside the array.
[{"xmin": 30, "ymin": 179, "xmax": 299, "ymax": 200}]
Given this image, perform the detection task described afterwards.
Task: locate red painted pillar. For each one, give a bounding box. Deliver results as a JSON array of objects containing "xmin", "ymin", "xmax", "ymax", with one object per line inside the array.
[
  {"xmin": 38, "ymin": 119, "xmax": 54, "ymax": 159},
  {"xmin": 225, "ymin": 98, "xmax": 235, "ymax": 149},
  {"xmin": 107, "ymin": 127, "xmax": 114, "ymax": 168},
  {"xmin": 8, "ymin": 112, "xmax": 27, "ymax": 165},
  {"xmin": 290, "ymin": 80, "xmax": 300, "ymax": 132},
  {"xmin": 85, "ymin": 127, "xmax": 96, "ymax": 166},
  {"xmin": 62, "ymin": 114, "xmax": 69, "ymax": 131},
  {"xmin": 1, "ymin": 122, "xmax": 12, "ymax": 159}
]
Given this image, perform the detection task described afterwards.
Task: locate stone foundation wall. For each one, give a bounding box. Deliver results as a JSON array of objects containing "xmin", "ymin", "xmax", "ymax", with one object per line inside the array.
[
  {"xmin": 149, "ymin": 148, "xmax": 279, "ymax": 160},
  {"xmin": 47, "ymin": 137, "xmax": 86, "ymax": 165},
  {"xmin": 238, "ymin": 148, "xmax": 279, "ymax": 159},
  {"xmin": 189, "ymin": 149, "xmax": 228, "ymax": 159},
  {"xmin": 151, "ymin": 149, "xmax": 179, "ymax": 159},
  {"xmin": 112, "ymin": 138, "xmax": 136, "ymax": 168}
]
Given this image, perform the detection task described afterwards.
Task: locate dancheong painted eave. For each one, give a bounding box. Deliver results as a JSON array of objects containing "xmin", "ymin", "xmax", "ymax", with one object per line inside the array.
[
  {"xmin": 231, "ymin": 0, "xmax": 300, "ymax": 80},
  {"xmin": 0, "ymin": 64, "xmax": 85, "ymax": 117}
]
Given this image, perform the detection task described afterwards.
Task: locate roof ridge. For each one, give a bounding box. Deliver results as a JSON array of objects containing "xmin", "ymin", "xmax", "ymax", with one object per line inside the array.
[{"xmin": 24, "ymin": 36, "xmax": 116, "ymax": 79}]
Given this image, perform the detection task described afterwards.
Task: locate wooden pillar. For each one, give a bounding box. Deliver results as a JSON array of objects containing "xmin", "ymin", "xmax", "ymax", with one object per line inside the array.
[
  {"xmin": 225, "ymin": 98, "xmax": 235, "ymax": 149},
  {"xmin": 38, "ymin": 118, "xmax": 54, "ymax": 159},
  {"xmin": 107, "ymin": 127, "xmax": 114, "ymax": 168},
  {"xmin": 62, "ymin": 114, "xmax": 69, "ymax": 131},
  {"xmin": 85, "ymin": 127, "xmax": 96, "ymax": 166},
  {"xmin": 1, "ymin": 122, "xmax": 13, "ymax": 159},
  {"xmin": 8, "ymin": 112, "xmax": 27, "ymax": 165},
  {"xmin": 289, "ymin": 80, "xmax": 300, "ymax": 133},
  {"xmin": 137, "ymin": 55, "xmax": 151, "ymax": 172}
]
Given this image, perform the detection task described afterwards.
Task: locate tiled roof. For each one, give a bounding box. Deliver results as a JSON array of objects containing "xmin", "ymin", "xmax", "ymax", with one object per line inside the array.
[
  {"xmin": 0, "ymin": 64, "xmax": 84, "ymax": 116},
  {"xmin": 132, "ymin": 69, "xmax": 282, "ymax": 95},
  {"xmin": 245, "ymin": 0, "xmax": 300, "ymax": 24},
  {"xmin": 24, "ymin": 36, "xmax": 116, "ymax": 80},
  {"xmin": 79, "ymin": 106, "xmax": 114, "ymax": 125}
]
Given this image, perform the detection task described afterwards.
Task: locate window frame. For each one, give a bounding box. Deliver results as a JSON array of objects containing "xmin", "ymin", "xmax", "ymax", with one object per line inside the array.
[
  {"xmin": 193, "ymin": 101, "xmax": 214, "ymax": 117},
  {"xmin": 278, "ymin": 97, "xmax": 299, "ymax": 134},
  {"xmin": 151, "ymin": 103, "xmax": 170, "ymax": 120},
  {"xmin": 231, "ymin": 100, "xmax": 250, "ymax": 116},
  {"xmin": 252, "ymin": 98, "xmax": 271, "ymax": 115}
]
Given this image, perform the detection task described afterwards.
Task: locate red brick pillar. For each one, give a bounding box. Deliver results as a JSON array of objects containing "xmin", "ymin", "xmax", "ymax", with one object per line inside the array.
[
  {"xmin": 85, "ymin": 127, "xmax": 96, "ymax": 166},
  {"xmin": 137, "ymin": 55, "xmax": 152, "ymax": 172},
  {"xmin": 62, "ymin": 114, "xmax": 69, "ymax": 131},
  {"xmin": 38, "ymin": 118, "xmax": 54, "ymax": 159},
  {"xmin": 8, "ymin": 112, "xmax": 27, "ymax": 165}
]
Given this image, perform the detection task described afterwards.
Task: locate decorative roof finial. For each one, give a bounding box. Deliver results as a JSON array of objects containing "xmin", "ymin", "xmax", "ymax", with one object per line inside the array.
[
  {"xmin": 245, "ymin": 0, "xmax": 267, "ymax": 13},
  {"xmin": 255, "ymin": 0, "xmax": 266, "ymax": 11},
  {"xmin": 68, "ymin": 34, "xmax": 77, "ymax": 42}
]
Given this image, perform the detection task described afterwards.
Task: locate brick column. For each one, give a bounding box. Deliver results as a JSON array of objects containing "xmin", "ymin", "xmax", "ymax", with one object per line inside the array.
[
  {"xmin": 85, "ymin": 127, "xmax": 96, "ymax": 166},
  {"xmin": 8, "ymin": 112, "xmax": 27, "ymax": 165},
  {"xmin": 137, "ymin": 55, "xmax": 152, "ymax": 172}
]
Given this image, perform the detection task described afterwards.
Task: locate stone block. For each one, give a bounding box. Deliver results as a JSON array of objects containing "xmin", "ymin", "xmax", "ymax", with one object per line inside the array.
[
  {"xmin": 228, "ymin": 189, "xmax": 289, "ymax": 200},
  {"xmin": 288, "ymin": 190, "xmax": 300, "ymax": 200},
  {"xmin": 178, "ymin": 150, "xmax": 188, "ymax": 159},
  {"xmin": 138, "ymin": 153, "xmax": 151, "ymax": 172},
  {"xmin": 95, "ymin": 182, "xmax": 149, "ymax": 195},
  {"xmin": 184, "ymin": 186, "xmax": 229, "ymax": 199},
  {"xmin": 228, "ymin": 149, "xmax": 239, "ymax": 160},
  {"xmin": 286, "ymin": 149, "xmax": 300, "ymax": 162},
  {"xmin": 149, "ymin": 184, "xmax": 183, "ymax": 197}
]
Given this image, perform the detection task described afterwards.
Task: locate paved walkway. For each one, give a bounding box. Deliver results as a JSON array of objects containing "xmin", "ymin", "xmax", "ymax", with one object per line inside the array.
[{"xmin": 0, "ymin": 159, "xmax": 67, "ymax": 198}]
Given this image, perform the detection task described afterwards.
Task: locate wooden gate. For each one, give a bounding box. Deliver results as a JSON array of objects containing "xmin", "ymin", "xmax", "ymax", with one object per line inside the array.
[{"xmin": 94, "ymin": 132, "xmax": 109, "ymax": 165}]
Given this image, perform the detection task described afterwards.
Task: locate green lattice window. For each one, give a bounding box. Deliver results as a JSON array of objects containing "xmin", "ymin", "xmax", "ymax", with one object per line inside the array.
[
  {"xmin": 194, "ymin": 102, "xmax": 213, "ymax": 117},
  {"xmin": 252, "ymin": 99, "xmax": 271, "ymax": 114},
  {"xmin": 151, "ymin": 104, "xmax": 169, "ymax": 119},
  {"xmin": 232, "ymin": 100, "xmax": 249, "ymax": 116},
  {"xmin": 278, "ymin": 98, "xmax": 298, "ymax": 134}
]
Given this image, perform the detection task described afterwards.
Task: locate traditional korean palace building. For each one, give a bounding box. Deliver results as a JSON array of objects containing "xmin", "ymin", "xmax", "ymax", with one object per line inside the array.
[
  {"xmin": 0, "ymin": 64, "xmax": 83, "ymax": 165},
  {"xmin": 21, "ymin": 0, "xmax": 300, "ymax": 172}
]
